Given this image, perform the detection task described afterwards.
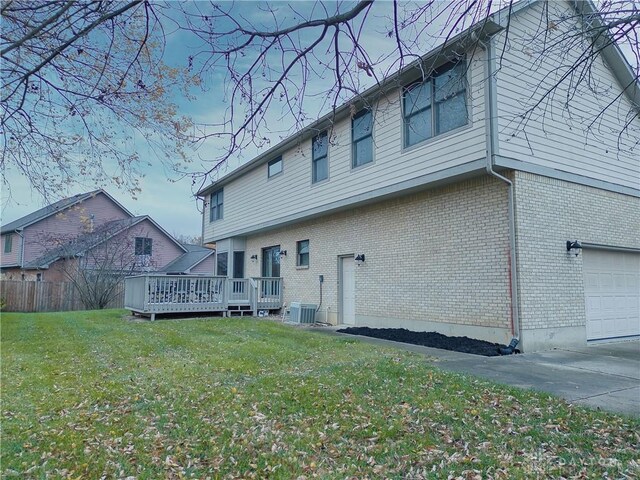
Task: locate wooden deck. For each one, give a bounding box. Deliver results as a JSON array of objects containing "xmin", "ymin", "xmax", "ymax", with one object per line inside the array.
[{"xmin": 124, "ymin": 275, "xmax": 283, "ymax": 320}]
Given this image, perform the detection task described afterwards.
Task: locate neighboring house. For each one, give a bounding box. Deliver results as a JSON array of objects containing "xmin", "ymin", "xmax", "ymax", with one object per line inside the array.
[
  {"xmin": 1, "ymin": 190, "xmax": 207, "ymax": 280},
  {"xmin": 196, "ymin": 0, "xmax": 639, "ymax": 352}
]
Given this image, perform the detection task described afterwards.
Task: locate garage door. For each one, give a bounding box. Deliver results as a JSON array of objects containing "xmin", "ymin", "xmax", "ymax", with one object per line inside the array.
[{"xmin": 583, "ymin": 249, "xmax": 640, "ymax": 341}]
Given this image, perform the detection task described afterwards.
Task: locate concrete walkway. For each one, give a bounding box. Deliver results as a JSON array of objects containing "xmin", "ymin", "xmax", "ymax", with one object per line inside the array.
[{"xmin": 319, "ymin": 329, "xmax": 640, "ymax": 417}]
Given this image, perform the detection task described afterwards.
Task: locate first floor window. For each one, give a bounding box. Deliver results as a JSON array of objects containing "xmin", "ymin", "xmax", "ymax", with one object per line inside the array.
[
  {"xmin": 4, "ymin": 234, "xmax": 12, "ymax": 253},
  {"xmin": 135, "ymin": 237, "xmax": 152, "ymax": 255},
  {"xmin": 403, "ymin": 60, "xmax": 467, "ymax": 148},
  {"xmin": 217, "ymin": 252, "xmax": 228, "ymax": 276},
  {"xmin": 297, "ymin": 240, "xmax": 309, "ymax": 267},
  {"xmin": 210, "ymin": 189, "xmax": 224, "ymax": 222},
  {"xmin": 312, "ymin": 132, "xmax": 328, "ymax": 183}
]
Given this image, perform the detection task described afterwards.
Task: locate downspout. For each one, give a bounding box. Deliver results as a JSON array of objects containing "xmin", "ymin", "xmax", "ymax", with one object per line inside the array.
[
  {"xmin": 16, "ymin": 229, "xmax": 25, "ymax": 269},
  {"xmin": 483, "ymin": 34, "xmax": 520, "ymax": 341},
  {"xmin": 200, "ymin": 197, "xmax": 206, "ymax": 247}
]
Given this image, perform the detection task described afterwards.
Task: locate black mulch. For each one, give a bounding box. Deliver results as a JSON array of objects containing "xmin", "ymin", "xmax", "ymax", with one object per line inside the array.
[{"xmin": 336, "ymin": 327, "xmax": 510, "ymax": 357}]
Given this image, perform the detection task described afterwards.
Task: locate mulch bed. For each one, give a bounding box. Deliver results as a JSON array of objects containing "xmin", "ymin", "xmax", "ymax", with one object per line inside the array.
[{"xmin": 337, "ymin": 327, "xmax": 511, "ymax": 357}]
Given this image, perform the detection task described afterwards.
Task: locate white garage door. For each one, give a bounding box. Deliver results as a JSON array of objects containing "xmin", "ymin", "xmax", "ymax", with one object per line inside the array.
[{"xmin": 583, "ymin": 249, "xmax": 640, "ymax": 341}]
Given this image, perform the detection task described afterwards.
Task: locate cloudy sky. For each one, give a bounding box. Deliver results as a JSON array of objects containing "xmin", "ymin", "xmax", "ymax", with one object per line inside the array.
[
  {"xmin": 2, "ymin": 1, "xmax": 407, "ymax": 237},
  {"xmin": 3, "ymin": 0, "xmax": 635, "ymax": 238}
]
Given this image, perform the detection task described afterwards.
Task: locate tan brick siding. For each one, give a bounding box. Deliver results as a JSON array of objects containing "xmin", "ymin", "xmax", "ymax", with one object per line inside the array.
[
  {"xmin": 514, "ymin": 171, "xmax": 640, "ymax": 332},
  {"xmin": 244, "ymin": 175, "xmax": 512, "ymax": 331}
]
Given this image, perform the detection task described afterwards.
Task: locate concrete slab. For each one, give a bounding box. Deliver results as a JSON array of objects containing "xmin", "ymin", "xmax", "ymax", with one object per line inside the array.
[{"xmin": 316, "ymin": 327, "xmax": 640, "ymax": 417}]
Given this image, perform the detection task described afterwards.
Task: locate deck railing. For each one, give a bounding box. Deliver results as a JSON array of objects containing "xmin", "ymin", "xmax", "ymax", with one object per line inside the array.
[
  {"xmin": 253, "ymin": 277, "xmax": 283, "ymax": 310},
  {"xmin": 124, "ymin": 274, "xmax": 282, "ymax": 318}
]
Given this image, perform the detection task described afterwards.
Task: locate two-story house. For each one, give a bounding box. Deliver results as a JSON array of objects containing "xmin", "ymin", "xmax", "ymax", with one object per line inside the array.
[
  {"xmin": 1, "ymin": 190, "xmax": 214, "ymax": 281},
  {"xmin": 197, "ymin": 0, "xmax": 639, "ymax": 352}
]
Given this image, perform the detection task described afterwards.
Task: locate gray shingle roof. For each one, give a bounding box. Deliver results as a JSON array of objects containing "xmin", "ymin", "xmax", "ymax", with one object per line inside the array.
[
  {"xmin": 25, "ymin": 216, "xmax": 145, "ymax": 269},
  {"xmin": 158, "ymin": 244, "xmax": 215, "ymax": 274},
  {"xmin": 1, "ymin": 190, "xmax": 102, "ymax": 234}
]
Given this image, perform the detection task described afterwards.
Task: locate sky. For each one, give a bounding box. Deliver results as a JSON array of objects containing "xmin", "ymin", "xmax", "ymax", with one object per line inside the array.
[
  {"xmin": 2, "ymin": 0, "xmax": 637, "ymax": 238},
  {"xmin": 1, "ymin": 0, "xmax": 407, "ymax": 237}
]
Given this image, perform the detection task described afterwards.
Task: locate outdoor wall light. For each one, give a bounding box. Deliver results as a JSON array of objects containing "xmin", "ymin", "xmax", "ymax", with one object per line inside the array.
[
  {"xmin": 279, "ymin": 250, "xmax": 287, "ymax": 257},
  {"xmin": 250, "ymin": 254, "xmax": 258, "ymax": 261},
  {"xmin": 566, "ymin": 240, "xmax": 582, "ymax": 256},
  {"xmin": 355, "ymin": 254, "xmax": 365, "ymax": 266}
]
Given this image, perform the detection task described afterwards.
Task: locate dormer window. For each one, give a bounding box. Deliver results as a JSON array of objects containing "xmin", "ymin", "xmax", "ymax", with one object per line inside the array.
[{"xmin": 403, "ymin": 60, "xmax": 468, "ymax": 148}]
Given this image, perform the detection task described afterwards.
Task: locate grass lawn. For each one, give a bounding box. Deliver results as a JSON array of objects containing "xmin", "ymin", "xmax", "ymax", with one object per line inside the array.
[{"xmin": 1, "ymin": 310, "xmax": 638, "ymax": 479}]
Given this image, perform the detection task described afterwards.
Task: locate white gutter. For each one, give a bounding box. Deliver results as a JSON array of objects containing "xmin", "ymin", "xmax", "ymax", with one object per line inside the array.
[{"xmin": 483, "ymin": 34, "xmax": 520, "ymax": 339}]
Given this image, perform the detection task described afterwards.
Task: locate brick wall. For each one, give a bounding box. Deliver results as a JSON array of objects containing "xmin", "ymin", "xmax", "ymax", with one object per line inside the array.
[
  {"xmin": 514, "ymin": 171, "xmax": 640, "ymax": 349},
  {"xmin": 244, "ymin": 175, "xmax": 513, "ymax": 341}
]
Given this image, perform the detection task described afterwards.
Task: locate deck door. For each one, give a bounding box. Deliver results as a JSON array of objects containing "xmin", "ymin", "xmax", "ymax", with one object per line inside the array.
[
  {"xmin": 261, "ymin": 246, "xmax": 281, "ymax": 297},
  {"xmin": 340, "ymin": 256, "xmax": 356, "ymax": 325}
]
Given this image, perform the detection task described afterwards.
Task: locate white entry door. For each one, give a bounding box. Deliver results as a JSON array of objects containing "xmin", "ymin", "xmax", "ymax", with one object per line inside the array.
[
  {"xmin": 583, "ymin": 249, "xmax": 640, "ymax": 341},
  {"xmin": 340, "ymin": 256, "xmax": 356, "ymax": 325}
]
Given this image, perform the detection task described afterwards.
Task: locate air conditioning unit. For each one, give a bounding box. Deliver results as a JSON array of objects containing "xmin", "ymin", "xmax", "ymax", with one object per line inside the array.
[{"xmin": 289, "ymin": 302, "xmax": 317, "ymax": 324}]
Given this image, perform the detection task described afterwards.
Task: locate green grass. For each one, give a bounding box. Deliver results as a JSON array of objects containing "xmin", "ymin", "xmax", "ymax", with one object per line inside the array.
[{"xmin": 1, "ymin": 310, "xmax": 638, "ymax": 479}]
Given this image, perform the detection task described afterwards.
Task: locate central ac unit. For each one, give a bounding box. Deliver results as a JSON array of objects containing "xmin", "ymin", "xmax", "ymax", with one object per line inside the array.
[{"xmin": 289, "ymin": 302, "xmax": 317, "ymax": 324}]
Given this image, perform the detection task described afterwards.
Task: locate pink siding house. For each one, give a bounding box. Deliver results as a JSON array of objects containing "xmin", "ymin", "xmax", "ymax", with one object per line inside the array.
[{"xmin": 1, "ymin": 190, "xmax": 214, "ymax": 281}]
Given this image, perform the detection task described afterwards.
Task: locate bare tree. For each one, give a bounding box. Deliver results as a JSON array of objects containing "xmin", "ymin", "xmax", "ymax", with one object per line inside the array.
[
  {"xmin": 172, "ymin": 233, "xmax": 203, "ymax": 246},
  {"xmin": 2, "ymin": 0, "xmax": 638, "ymax": 198},
  {"xmin": 1, "ymin": 0, "xmax": 193, "ymax": 202},
  {"xmin": 37, "ymin": 221, "xmax": 154, "ymax": 309}
]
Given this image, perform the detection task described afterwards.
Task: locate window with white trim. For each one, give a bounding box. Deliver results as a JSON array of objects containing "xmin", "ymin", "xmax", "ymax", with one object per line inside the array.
[{"xmin": 403, "ymin": 60, "xmax": 467, "ymax": 148}]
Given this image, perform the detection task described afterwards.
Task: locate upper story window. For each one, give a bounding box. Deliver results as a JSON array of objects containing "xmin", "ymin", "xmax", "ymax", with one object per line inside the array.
[
  {"xmin": 352, "ymin": 109, "xmax": 373, "ymax": 168},
  {"xmin": 4, "ymin": 234, "xmax": 12, "ymax": 253},
  {"xmin": 297, "ymin": 240, "xmax": 309, "ymax": 267},
  {"xmin": 268, "ymin": 157, "xmax": 283, "ymax": 178},
  {"xmin": 135, "ymin": 237, "xmax": 153, "ymax": 256},
  {"xmin": 209, "ymin": 189, "xmax": 224, "ymax": 222},
  {"xmin": 312, "ymin": 132, "xmax": 328, "ymax": 183},
  {"xmin": 403, "ymin": 60, "xmax": 468, "ymax": 148}
]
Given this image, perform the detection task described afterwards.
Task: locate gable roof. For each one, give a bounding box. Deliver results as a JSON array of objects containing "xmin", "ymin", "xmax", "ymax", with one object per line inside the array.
[
  {"xmin": 196, "ymin": 0, "xmax": 638, "ymax": 197},
  {"xmin": 158, "ymin": 244, "xmax": 215, "ymax": 274},
  {"xmin": 26, "ymin": 215, "xmax": 188, "ymax": 269},
  {"xmin": 1, "ymin": 189, "xmax": 133, "ymax": 234}
]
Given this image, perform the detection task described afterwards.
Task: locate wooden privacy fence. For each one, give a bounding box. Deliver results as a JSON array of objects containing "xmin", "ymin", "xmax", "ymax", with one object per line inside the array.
[{"xmin": 0, "ymin": 280, "xmax": 124, "ymax": 312}]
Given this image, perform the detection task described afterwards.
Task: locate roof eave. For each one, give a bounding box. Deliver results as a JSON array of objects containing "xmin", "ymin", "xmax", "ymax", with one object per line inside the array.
[
  {"xmin": 570, "ymin": 0, "xmax": 640, "ymax": 109},
  {"xmin": 196, "ymin": 18, "xmax": 504, "ymax": 197}
]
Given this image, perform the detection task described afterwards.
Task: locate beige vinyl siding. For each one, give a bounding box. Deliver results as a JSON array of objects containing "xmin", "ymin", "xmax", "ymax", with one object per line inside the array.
[
  {"xmin": 494, "ymin": 0, "xmax": 639, "ymax": 190},
  {"xmin": 204, "ymin": 51, "xmax": 488, "ymax": 241}
]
